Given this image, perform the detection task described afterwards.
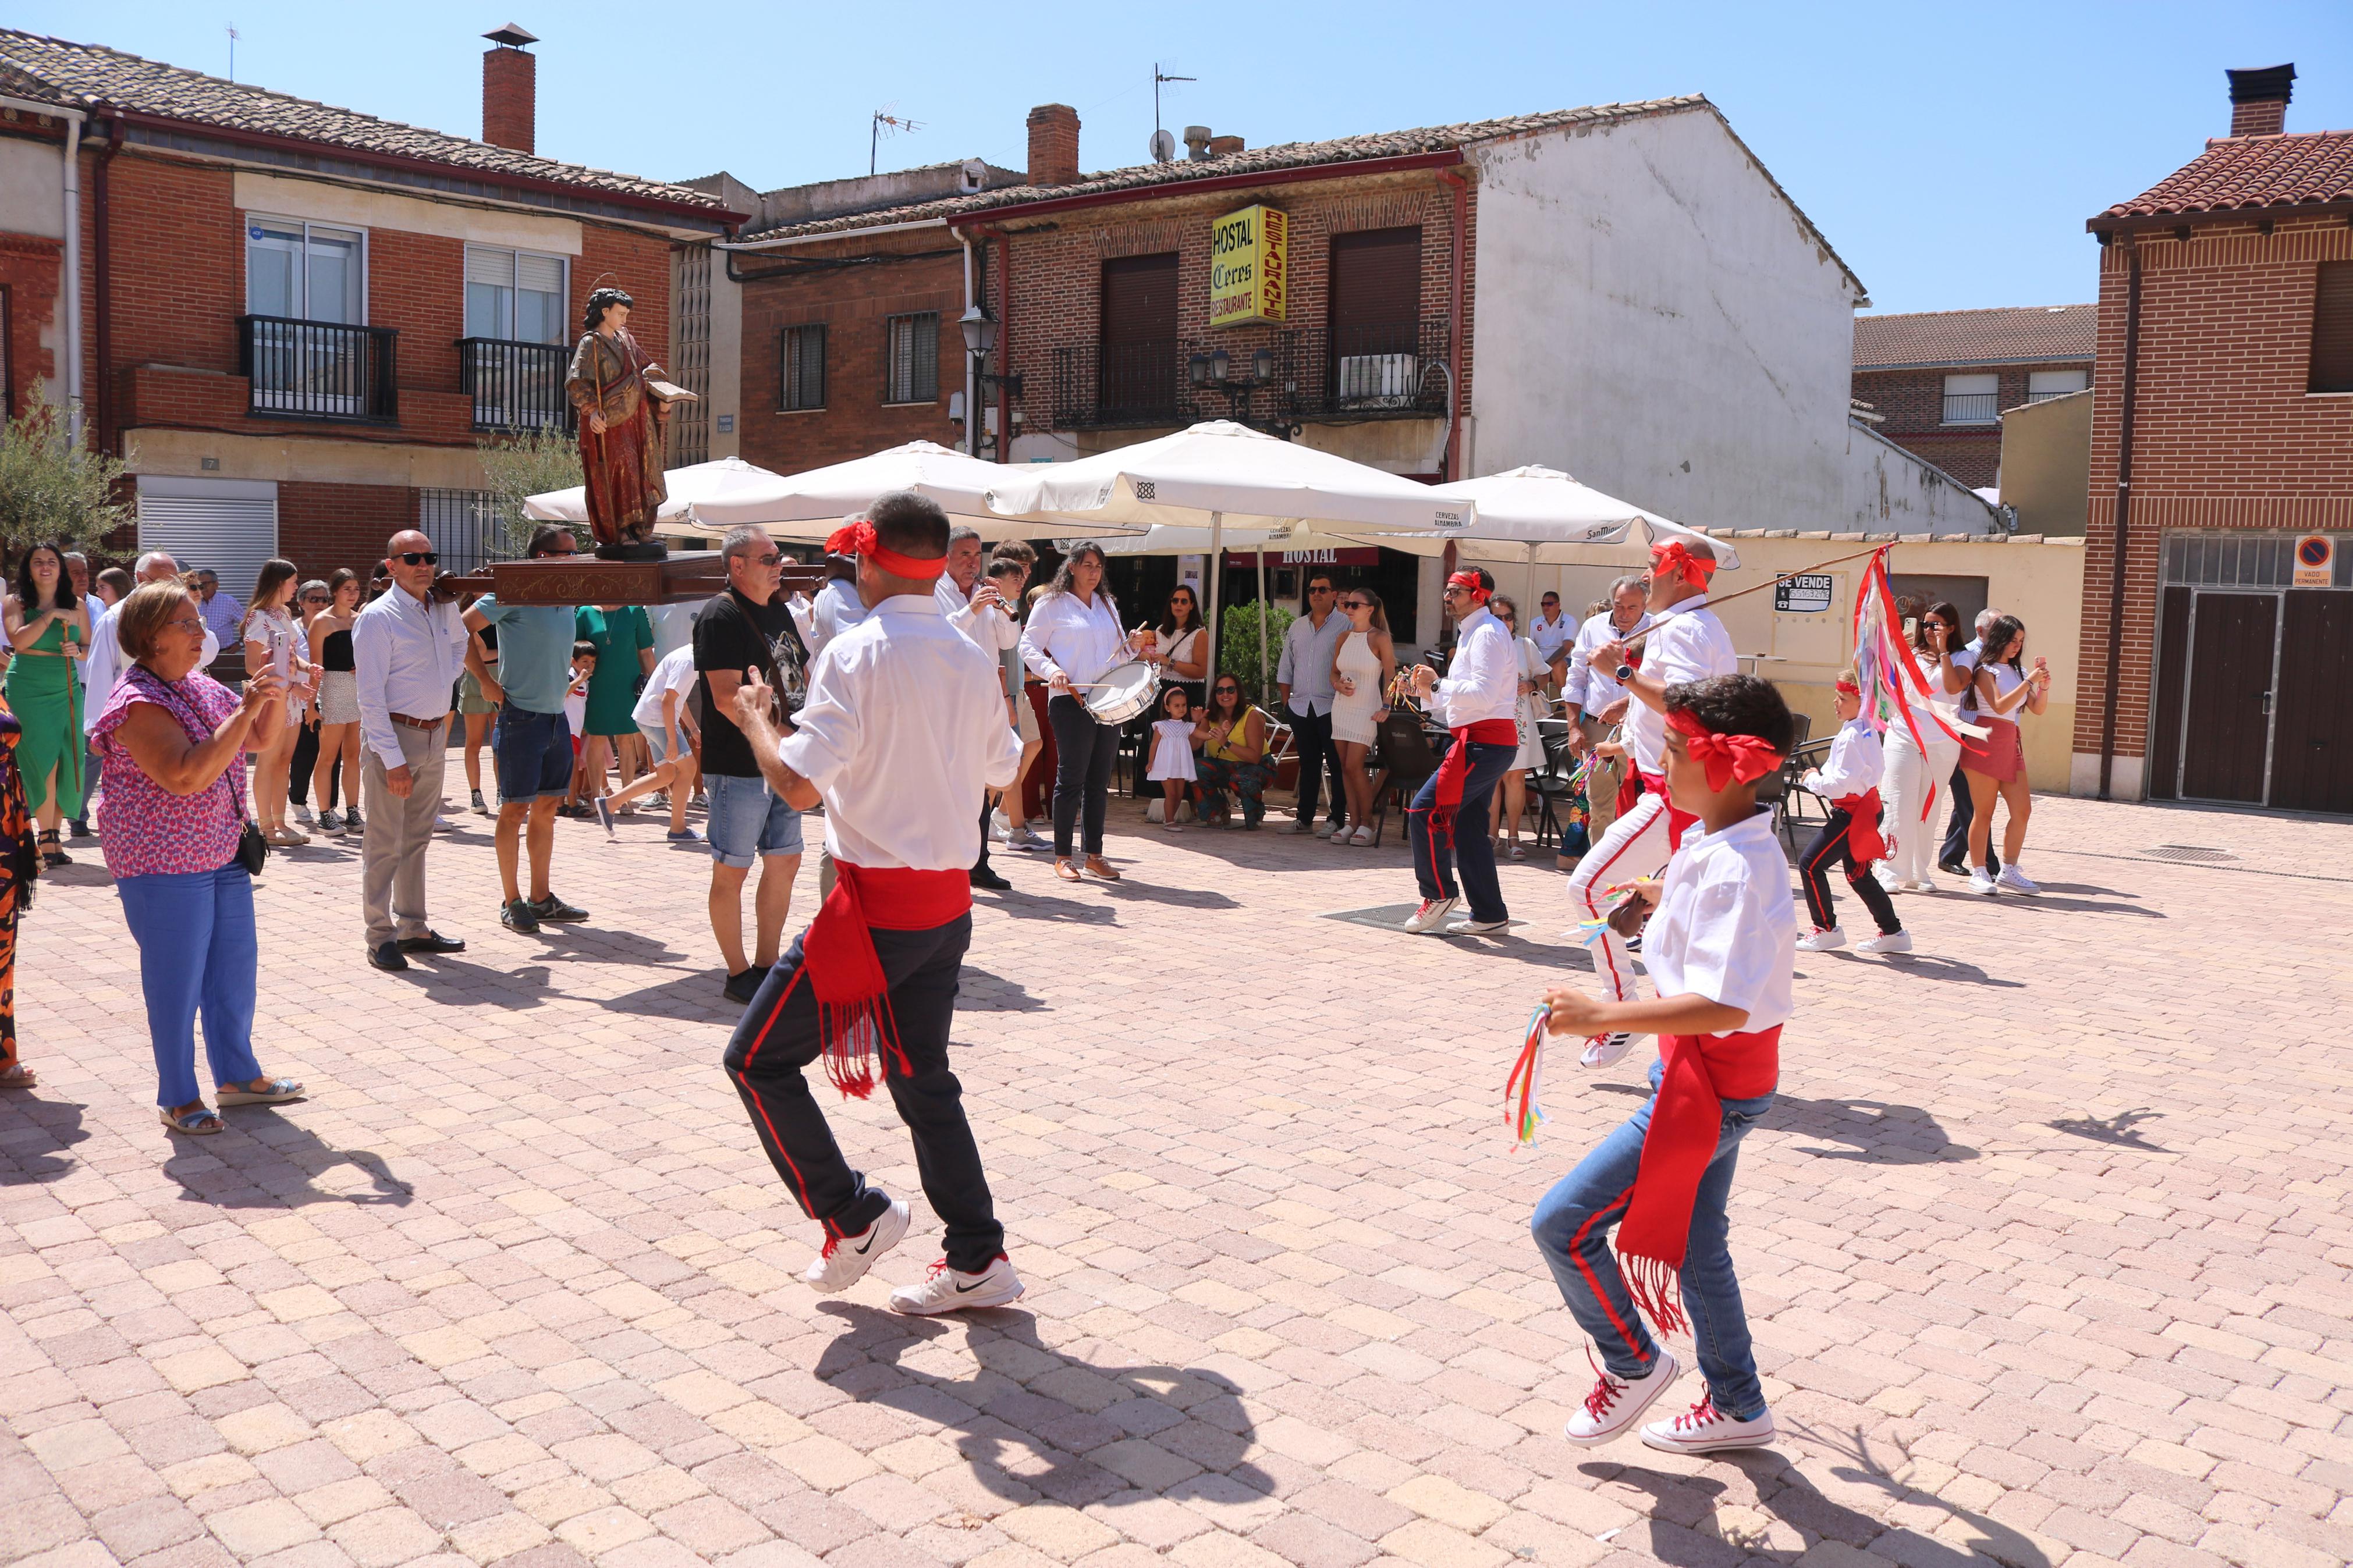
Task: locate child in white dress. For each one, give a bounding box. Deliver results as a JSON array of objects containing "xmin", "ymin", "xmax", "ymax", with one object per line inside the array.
[{"xmin": 1146, "ymin": 687, "xmax": 1199, "ymax": 831}]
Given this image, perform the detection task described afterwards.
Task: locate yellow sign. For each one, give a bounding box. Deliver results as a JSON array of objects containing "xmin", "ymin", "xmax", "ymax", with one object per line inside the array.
[{"xmin": 1209, "ymin": 204, "xmax": 1287, "ymax": 327}]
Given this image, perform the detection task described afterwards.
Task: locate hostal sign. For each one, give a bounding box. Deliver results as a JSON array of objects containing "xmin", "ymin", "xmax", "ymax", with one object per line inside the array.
[{"xmin": 1210, "ymin": 204, "xmax": 1287, "ymax": 327}]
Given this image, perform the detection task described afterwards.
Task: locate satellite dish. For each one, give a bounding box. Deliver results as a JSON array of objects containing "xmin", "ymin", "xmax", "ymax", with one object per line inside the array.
[{"xmin": 1149, "ymin": 128, "xmax": 1177, "ymax": 164}]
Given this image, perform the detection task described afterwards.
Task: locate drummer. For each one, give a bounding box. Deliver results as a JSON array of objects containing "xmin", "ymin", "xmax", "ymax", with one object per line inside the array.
[{"xmin": 1018, "ymin": 542, "xmax": 1152, "ymax": 884}]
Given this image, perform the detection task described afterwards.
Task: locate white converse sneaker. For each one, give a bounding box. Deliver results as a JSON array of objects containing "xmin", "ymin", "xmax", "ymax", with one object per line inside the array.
[
  {"xmin": 1996, "ymin": 864, "xmax": 2040, "ymax": 895},
  {"xmin": 1873, "ymin": 865, "xmax": 1901, "ymax": 893},
  {"xmin": 889, "ymin": 1253, "xmax": 1025, "ymax": 1315},
  {"xmin": 1854, "ymin": 930, "xmax": 1913, "ymax": 954},
  {"xmin": 292, "ymin": 803, "xmax": 314, "ymax": 827},
  {"xmin": 1966, "ymin": 868, "xmax": 1999, "ymax": 896},
  {"xmin": 1580, "ymin": 1032, "xmax": 1638, "ymax": 1069},
  {"xmin": 1640, "ymin": 1395, "xmax": 1777, "ymax": 1455},
  {"xmin": 801, "ymin": 1199, "xmax": 910, "ymax": 1293},
  {"xmin": 1401, "ymin": 897, "xmax": 1459, "ymax": 934},
  {"xmin": 1795, "ymin": 926, "xmax": 1846, "ymax": 952},
  {"xmin": 1562, "ymin": 1346, "xmax": 1680, "ymax": 1448},
  {"xmin": 1446, "ymin": 917, "xmax": 1510, "ymax": 936}
]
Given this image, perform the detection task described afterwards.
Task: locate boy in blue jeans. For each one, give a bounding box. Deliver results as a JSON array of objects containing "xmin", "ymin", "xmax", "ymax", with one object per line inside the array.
[{"xmin": 1533, "ymin": 673, "xmax": 1796, "ymax": 1454}]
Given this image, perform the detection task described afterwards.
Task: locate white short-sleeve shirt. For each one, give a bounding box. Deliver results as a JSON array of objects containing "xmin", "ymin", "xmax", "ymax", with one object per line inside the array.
[{"xmin": 1641, "ymin": 809, "xmax": 1795, "ymax": 1036}]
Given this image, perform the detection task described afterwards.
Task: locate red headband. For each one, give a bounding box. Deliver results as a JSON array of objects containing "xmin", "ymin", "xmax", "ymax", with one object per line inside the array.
[
  {"xmin": 1834, "ymin": 678, "xmax": 1861, "ymax": 698},
  {"xmin": 1666, "ymin": 708, "xmax": 1783, "ymax": 791},
  {"xmin": 1446, "ymin": 570, "xmax": 1492, "ymax": 606},
  {"xmin": 1649, "ymin": 541, "xmax": 1717, "ymax": 592},
  {"xmin": 826, "ymin": 520, "xmax": 946, "ymax": 581}
]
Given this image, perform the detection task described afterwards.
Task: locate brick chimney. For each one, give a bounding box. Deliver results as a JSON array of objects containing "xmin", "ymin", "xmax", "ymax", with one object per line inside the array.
[
  {"xmin": 481, "ymin": 23, "xmax": 540, "ymax": 154},
  {"xmin": 2227, "ymin": 63, "xmax": 2295, "ymax": 137},
  {"xmin": 1027, "ymin": 104, "xmax": 1079, "ymax": 187}
]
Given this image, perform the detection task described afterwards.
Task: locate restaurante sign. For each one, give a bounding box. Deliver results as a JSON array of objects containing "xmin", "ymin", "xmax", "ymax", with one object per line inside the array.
[{"xmin": 1210, "ymin": 204, "xmax": 1287, "ymax": 327}]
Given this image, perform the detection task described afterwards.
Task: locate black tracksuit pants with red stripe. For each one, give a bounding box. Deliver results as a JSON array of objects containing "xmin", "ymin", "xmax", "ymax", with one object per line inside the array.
[{"xmin": 723, "ymin": 913, "xmax": 1005, "ymax": 1273}]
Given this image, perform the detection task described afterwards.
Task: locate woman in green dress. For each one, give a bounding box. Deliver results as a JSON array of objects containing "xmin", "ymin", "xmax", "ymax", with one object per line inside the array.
[
  {"xmin": 573, "ymin": 603, "xmax": 652, "ymax": 810},
  {"xmin": 3, "ymin": 542, "xmax": 91, "ymax": 870}
]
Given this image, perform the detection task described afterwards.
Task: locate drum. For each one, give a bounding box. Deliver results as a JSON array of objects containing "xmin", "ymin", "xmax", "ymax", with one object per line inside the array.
[{"xmin": 1084, "ymin": 660, "xmax": 1161, "ymax": 724}]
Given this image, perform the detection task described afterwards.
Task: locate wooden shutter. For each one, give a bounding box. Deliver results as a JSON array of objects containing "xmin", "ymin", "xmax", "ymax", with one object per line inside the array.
[
  {"xmin": 781, "ymin": 325, "xmax": 825, "ymax": 410},
  {"xmin": 1100, "ymin": 254, "xmax": 1178, "ymax": 345},
  {"xmin": 1330, "ymin": 227, "xmax": 1421, "ymax": 347},
  {"xmin": 2311, "ymin": 262, "xmax": 2353, "ymax": 393}
]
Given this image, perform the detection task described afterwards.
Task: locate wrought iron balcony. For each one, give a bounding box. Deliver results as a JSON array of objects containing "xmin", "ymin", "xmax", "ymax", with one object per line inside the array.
[
  {"xmin": 1048, "ymin": 319, "xmax": 1452, "ymax": 430},
  {"xmin": 459, "ymin": 337, "xmax": 574, "ymax": 433},
  {"xmin": 239, "ymin": 315, "xmax": 398, "ymax": 423},
  {"xmin": 1052, "ymin": 339, "xmax": 1187, "ymax": 429}
]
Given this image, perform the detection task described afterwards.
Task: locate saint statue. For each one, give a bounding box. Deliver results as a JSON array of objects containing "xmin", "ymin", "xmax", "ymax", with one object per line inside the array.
[{"xmin": 566, "ymin": 286, "xmax": 676, "ymax": 560}]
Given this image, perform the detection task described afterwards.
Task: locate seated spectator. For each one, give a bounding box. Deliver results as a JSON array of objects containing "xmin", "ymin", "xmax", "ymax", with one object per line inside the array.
[{"xmin": 1195, "ymin": 675, "xmax": 1272, "ymax": 829}]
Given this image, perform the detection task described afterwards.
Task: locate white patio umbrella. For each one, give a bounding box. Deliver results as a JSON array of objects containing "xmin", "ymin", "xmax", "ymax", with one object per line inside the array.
[
  {"xmin": 677, "ymin": 441, "xmax": 1075, "ymax": 542},
  {"xmin": 523, "ymin": 455, "xmax": 783, "ymax": 526},
  {"xmin": 985, "ymin": 421, "xmax": 1475, "ymax": 692}
]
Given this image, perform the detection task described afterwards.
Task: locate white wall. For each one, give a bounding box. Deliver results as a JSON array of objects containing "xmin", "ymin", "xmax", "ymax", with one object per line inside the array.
[
  {"xmin": 1468, "ymin": 109, "xmax": 1994, "ymax": 535},
  {"xmin": 1841, "ymin": 418, "xmax": 2000, "ymax": 534},
  {"xmin": 0, "ymin": 136, "xmax": 64, "ymax": 240}
]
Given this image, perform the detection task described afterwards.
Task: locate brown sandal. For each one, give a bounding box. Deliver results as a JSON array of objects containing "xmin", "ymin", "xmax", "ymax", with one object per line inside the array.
[{"xmin": 1084, "ymin": 856, "xmax": 1121, "ymax": 882}]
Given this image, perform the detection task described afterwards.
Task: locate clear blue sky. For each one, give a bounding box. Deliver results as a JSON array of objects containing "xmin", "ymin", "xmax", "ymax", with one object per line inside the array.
[{"xmin": 21, "ymin": 1, "xmax": 2351, "ymax": 314}]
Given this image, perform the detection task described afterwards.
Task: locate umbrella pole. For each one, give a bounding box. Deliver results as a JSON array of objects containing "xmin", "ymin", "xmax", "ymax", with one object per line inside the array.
[
  {"xmin": 1257, "ymin": 544, "xmax": 1270, "ymax": 702},
  {"xmin": 1205, "ymin": 513, "xmax": 1221, "ymax": 695}
]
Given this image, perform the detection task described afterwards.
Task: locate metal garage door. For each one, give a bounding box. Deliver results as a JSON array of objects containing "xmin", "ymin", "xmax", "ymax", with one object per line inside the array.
[{"xmin": 136, "ymin": 476, "xmax": 279, "ymax": 601}]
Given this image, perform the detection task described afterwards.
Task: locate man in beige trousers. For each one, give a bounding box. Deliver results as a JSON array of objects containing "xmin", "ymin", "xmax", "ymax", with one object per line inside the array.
[{"xmin": 352, "ymin": 529, "xmax": 469, "ymax": 972}]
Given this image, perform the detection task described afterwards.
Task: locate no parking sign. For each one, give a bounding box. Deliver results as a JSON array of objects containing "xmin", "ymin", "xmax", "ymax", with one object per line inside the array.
[{"xmin": 2294, "ymin": 535, "xmax": 2334, "ymax": 588}]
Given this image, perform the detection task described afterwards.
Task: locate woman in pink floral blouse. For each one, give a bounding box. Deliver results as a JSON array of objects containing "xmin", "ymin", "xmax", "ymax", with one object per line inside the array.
[{"xmin": 90, "ymin": 581, "xmax": 306, "ymax": 1136}]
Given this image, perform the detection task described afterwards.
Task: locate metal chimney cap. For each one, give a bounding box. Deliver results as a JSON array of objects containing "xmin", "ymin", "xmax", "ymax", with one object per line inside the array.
[
  {"xmin": 2226, "ymin": 63, "xmax": 2295, "ymax": 104},
  {"xmin": 483, "ymin": 22, "xmax": 540, "ymax": 48}
]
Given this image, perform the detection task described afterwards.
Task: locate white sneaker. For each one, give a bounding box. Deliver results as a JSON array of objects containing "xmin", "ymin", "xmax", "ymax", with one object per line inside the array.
[
  {"xmin": 1905, "ymin": 879, "xmax": 1937, "ymax": 893},
  {"xmin": 1795, "ymin": 926, "xmax": 1846, "ymax": 952},
  {"xmin": 292, "ymin": 804, "xmax": 314, "ymax": 827},
  {"xmin": 434, "ymin": 814, "xmax": 457, "ymax": 833},
  {"xmin": 1967, "ymin": 868, "xmax": 1999, "ymax": 896},
  {"xmin": 1996, "ymin": 864, "xmax": 2040, "ymax": 895},
  {"xmin": 1640, "ymin": 1396, "xmax": 1777, "ymax": 1455},
  {"xmin": 1446, "ymin": 917, "xmax": 1510, "ymax": 936},
  {"xmin": 1873, "ymin": 865, "xmax": 1901, "ymax": 893},
  {"xmin": 990, "ymin": 809, "xmax": 1013, "ymax": 842},
  {"xmin": 1402, "ymin": 897, "xmax": 1459, "ymax": 934},
  {"xmin": 1580, "ymin": 1032, "xmax": 1637, "ymax": 1069},
  {"xmin": 801, "ymin": 1199, "xmax": 909, "ymax": 1293},
  {"xmin": 889, "ymin": 1253, "xmax": 1025, "ymax": 1315},
  {"xmin": 1563, "ymin": 1347, "xmax": 1680, "ymax": 1448},
  {"xmin": 1855, "ymin": 930, "xmax": 1912, "ymax": 954}
]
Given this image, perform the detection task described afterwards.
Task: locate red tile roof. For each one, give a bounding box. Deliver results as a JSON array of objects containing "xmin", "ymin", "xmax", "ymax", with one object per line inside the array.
[
  {"xmin": 0, "ymin": 29, "xmax": 732, "ymax": 218},
  {"xmin": 2093, "ymin": 130, "xmax": 2353, "ymax": 229},
  {"xmin": 1852, "ymin": 305, "xmax": 2096, "ymax": 369}
]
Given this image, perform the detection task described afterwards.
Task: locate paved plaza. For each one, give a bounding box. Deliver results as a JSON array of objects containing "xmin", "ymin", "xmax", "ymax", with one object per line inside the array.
[{"xmin": 2, "ymin": 790, "xmax": 2348, "ymax": 1568}]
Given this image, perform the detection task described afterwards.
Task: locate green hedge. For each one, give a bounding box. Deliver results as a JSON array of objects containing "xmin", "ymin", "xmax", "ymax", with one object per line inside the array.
[{"xmin": 1215, "ymin": 602, "xmax": 1296, "ymax": 709}]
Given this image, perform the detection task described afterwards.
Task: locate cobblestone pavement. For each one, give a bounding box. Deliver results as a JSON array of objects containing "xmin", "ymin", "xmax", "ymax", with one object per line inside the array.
[{"xmin": 4, "ymin": 787, "xmax": 2349, "ymax": 1568}]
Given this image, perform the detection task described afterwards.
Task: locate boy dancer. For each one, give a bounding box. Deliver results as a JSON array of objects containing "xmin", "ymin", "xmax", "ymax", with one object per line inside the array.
[
  {"xmin": 723, "ymin": 491, "xmax": 1027, "ymax": 1314},
  {"xmin": 1532, "ymin": 673, "xmax": 1795, "ymax": 1453},
  {"xmin": 1566, "ymin": 538, "xmax": 1738, "ymax": 1067},
  {"xmin": 1795, "ymin": 673, "xmax": 1908, "ymax": 954}
]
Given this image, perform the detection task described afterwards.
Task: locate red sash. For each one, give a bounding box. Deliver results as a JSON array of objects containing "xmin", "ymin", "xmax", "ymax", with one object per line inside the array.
[
  {"xmin": 1616, "ymin": 1025, "xmax": 1782, "ymax": 1334},
  {"xmin": 1832, "ymin": 790, "xmax": 1887, "ymax": 865},
  {"xmin": 1423, "ymin": 718, "xmax": 1518, "ymax": 844},
  {"xmin": 1638, "ymin": 770, "xmax": 1699, "ymax": 853},
  {"xmin": 802, "ymin": 862, "xmax": 972, "ymax": 1098}
]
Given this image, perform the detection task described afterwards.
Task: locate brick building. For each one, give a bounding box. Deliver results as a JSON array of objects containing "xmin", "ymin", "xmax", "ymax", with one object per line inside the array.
[
  {"xmin": 1851, "ymin": 305, "xmax": 2096, "ymax": 489},
  {"xmin": 718, "ymin": 95, "xmax": 1992, "ymax": 643},
  {"xmin": 2077, "ymin": 64, "xmax": 2353, "ymax": 811},
  {"xmin": 0, "ymin": 26, "xmax": 736, "ymax": 588}
]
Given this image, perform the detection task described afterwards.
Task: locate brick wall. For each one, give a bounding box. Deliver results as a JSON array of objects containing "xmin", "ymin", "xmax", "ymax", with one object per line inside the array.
[
  {"xmin": 2076, "ymin": 213, "xmax": 2353, "ymax": 766},
  {"xmin": 0, "ymin": 233, "xmax": 62, "ymax": 415},
  {"xmin": 278, "ymin": 479, "xmax": 414, "ymax": 581},
  {"xmin": 1852, "ymin": 362, "xmax": 2093, "ymax": 489},
  {"xmin": 734, "ymin": 230, "xmax": 967, "ymax": 472}
]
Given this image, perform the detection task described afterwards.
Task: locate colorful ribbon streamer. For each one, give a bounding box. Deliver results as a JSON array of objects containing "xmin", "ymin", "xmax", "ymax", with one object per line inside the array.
[{"xmin": 1506, "ymin": 1005, "xmax": 1550, "ymax": 1147}]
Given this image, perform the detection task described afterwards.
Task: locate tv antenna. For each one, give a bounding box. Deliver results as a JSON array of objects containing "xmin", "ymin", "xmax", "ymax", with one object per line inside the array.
[
  {"xmin": 1152, "ymin": 64, "xmax": 1195, "ymax": 162},
  {"xmin": 226, "ymin": 23, "xmax": 239, "ymax": 81},
  {"xmin": 871, "ymin": 105, "xmax": 923, "ymax": 176}
]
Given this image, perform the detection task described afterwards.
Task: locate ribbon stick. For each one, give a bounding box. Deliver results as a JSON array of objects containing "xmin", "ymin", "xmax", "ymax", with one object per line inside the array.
[{"xmin": 1505, "ymin": 1005, "xmax": 1550, "ymax": 1147}]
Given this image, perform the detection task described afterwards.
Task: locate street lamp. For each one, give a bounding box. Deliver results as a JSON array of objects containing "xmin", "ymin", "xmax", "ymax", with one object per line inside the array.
[{"xmin": 959, "ymin": 305, "xmax": 1003, "ymax": 457}]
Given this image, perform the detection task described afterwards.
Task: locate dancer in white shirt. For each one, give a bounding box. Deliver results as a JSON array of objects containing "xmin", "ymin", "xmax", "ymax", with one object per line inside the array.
[
  {"xmin": 936, "ymin": 526, "xmax": 1020, "ymax": 892},
  {"xmin": 1566, "ymin": 538, "xmax": 1738, "ymax": 1069},
  {"xmin": 1795, "ymin": 673, "xmax": 1908, "ymax": 954},
  {"xmin": 724, "ymin": 491, "xmax": 1026, "ymax": 1316},
  {"xmin": 1400, "ymin": 569, "xmax": 1522, "ymax": 937}
]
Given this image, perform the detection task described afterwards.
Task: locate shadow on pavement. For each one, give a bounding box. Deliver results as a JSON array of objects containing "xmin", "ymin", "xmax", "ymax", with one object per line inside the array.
[
  {"xmin": 604, "ymin": 968, "xmax": 741, "ymax": 1023},
  {"xmin": 956, "ymin": 969, "xmax": 1046, "ymax": 1014},
  {"xmin": 0, "ymin": 1098, "xmax": 90, "ymax": 1182},
  {"xmin": 1805, "ymin": 951, "xmax": 2025, "ymax": 988},
  {"xmin": 812, "ymin": 1302, "xmax": 1274, "ymax": 1510},
  {"xmin": 1769, "ymin": 1094, "xmax": 1979, "ymax": 1163},
  {"xmin": 991, "ymin": 894, "xmax": 1118, "ymax": 926},
  {"xmin": 165, "ymin": 1109, "xmax": 413, "ymax": 1207},
  {"xmin": 393, "ymin": 954, "xmax": 552, "ymax": 1006},
  {"xmin": 2050, "ymin": 1108, "xmax": 2166, "ymax": 1151}
]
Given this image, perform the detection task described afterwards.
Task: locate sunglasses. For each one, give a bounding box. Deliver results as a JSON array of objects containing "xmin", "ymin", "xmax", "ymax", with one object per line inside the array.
[
  {"xmin": 396, "ymin": 552, "xmax": 439, "ymax": 566},
  {"xmin": 1215, "ymin": 684, "xmax": 1240, "ymax": 694},
  {"xmin": 748, "ymin": 552, "xmax": 783, "ymax": 567},
  {"xmin": 1308, "ymin": 585, "xmax": 1335, "ymax": 594}
]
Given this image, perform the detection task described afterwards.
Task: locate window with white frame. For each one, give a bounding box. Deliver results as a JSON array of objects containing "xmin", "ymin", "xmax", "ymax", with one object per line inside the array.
[
  {"xmin": 883, "ymin": 312, "xmax": 939, "ymax": 404},
  {"xmin": 245, "ymin": 216, "xmax": 364, "ymax": 323},
  {"xmin": 2026, "ymin": 368, "xmax": 2088, "ymax": 403},
  {"xmin": 1941, "ymin": 372, "xmax": 1999, "ymax": 425},
  {"xmin": 465, "ymin": 247, "xmax": 569, "ymax": 343}
]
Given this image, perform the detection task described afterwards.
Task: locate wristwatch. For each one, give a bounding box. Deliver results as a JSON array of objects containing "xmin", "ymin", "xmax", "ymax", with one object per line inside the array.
[{"xmin": 1614, "ymin": 662, "xmax": 1635, "ymax": 682}]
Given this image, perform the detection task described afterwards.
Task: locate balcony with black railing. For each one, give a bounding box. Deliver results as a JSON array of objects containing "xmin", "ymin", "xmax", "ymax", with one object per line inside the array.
[
  {"xmin": 238, "ymin": 315, "xmax": 399, "ymax": 423},
  {"xmin": 1048, "ymin": 319, "xmax": 1451, "ymax": 431},
  {"xmin": 459, "ymin": 338, "xmax": 574, "ymax": 433}
]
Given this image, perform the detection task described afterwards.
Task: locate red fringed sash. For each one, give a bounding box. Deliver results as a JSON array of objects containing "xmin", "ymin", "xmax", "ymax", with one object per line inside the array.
[
  {"xmin": 1615, "ymin": 1026, "xmax": 1781, "ymax": 1334},
  {"xmin": 1832, "ymin": 790, "xmax": 1887, "ymax": 865},
  {"xmin": 1423, "ymin": 718, "xmax": 1519, "ymax": 845},
  {"xmin": 803, "ymin": 862, "xmax": 971, "ymax": 1098}
]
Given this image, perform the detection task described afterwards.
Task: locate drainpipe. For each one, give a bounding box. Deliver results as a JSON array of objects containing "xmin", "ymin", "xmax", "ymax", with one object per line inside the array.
[
  {"xmin": 960, "ymin": 230, "xmax": 978, "ymax": 458},
  {"xmin": 92, "ymin": 106, "xmax": 124, "ymax": 457},
  {"xmin": 1440, "ymin": 168, "xmax": 1469, "ymax": 481},
  {"xmin": 0, "ymin": 96, "xmax": 86, "ymax": 443},
  {"xmin": 995, "ymin": 231, "xmax": 1013, "ymax": 465},
  {"xmin": 2096, "ymin": 242, "xmax": 2142, "ymax": 802}
]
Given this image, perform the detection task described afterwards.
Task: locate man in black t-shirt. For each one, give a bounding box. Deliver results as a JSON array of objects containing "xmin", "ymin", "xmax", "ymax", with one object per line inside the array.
[{"xmin": 694, "ymin": 527, "xmax": 811, "ymax": 1002}]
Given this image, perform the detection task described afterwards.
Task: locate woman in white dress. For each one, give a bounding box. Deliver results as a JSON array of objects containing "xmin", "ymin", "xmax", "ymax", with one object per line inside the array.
[
  {"xmin": 1877, "ymin": 599, "xmax": 1969, "ymax": 891},
  {"xmin": 240, "ymin": 559, "xmax": 314, "ymax": 847},
  {"xmin": 1148, "ymin": 585, "xmax": 1211, "ymax": 713},
  {"xmin": 1486, "ymin": 596, "xmax": 1549, "ymax": 861},
  {"xmin": 1326, "ymin": 588, "xmax": 1396, "ymax": 845}
]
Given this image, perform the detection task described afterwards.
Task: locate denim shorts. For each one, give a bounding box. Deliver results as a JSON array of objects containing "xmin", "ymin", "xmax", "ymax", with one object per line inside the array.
[
  {"xmin": 704, "ymin": 771, "xmax": 803, "ymax": 869},
  {"xmin": 636, "ymin": 721, "xmax": 688, "ymax": 766},
  {"xmin": 494, "ymin": 706, "xmax": 573, "ymax": 803}
]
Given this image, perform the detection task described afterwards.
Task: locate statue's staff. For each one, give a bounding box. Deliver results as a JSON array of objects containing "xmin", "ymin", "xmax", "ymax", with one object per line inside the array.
[{"xmin": 1613, "ymin": 543, "xmax": 1889, "ymax": 653}]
